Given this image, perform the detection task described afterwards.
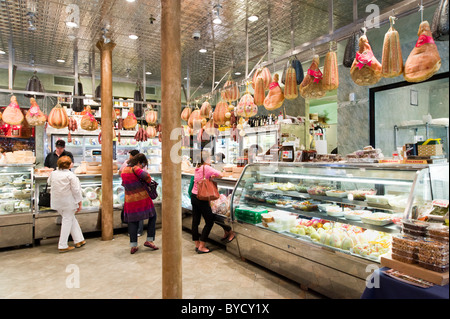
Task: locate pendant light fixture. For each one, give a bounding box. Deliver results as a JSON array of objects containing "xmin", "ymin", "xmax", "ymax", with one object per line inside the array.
[{"xmin": 213, "ymin": 2, "xmax": 222, "ymax": 25}]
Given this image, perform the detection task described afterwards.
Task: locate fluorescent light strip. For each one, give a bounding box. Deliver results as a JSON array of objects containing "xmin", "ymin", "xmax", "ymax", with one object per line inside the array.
[{"xmin": 258, "ymin": 173, "xmax": 413, "ymax": 186}]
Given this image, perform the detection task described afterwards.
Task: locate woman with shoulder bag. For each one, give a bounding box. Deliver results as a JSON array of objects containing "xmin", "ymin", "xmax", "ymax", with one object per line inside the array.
[
  {"xmin": 47, "ymin": 156, "xmax": 85, "ymax": 252},
  {"xmin": 121, "ymin": 153, "xmax": 159, "ymax": 254},
  {"xmin": 191, "ymin": 150, "xmax": 235, "ymax": 254}
]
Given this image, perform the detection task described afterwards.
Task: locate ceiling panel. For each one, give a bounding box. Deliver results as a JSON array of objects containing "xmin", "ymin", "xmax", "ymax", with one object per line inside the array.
[{"xmin": 0, "ymin": 0, "xmax": 430, "ymax": 97}]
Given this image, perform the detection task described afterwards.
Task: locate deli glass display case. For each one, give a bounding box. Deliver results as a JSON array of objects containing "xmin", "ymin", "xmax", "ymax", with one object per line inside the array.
[
  {"xmin": 34, "ymin": 171, "xmax": 163, "ymax": 240},
  {"xmin": 230, "ymin": 162, "xmax": 448, "ymax": 298},
  {"xmin": 0, "ymin": 164, "xmax": 34, "ymax": 248},
  {"xmin": 34, "ymin": 174, "xmax": 125, "ymax": 239}
]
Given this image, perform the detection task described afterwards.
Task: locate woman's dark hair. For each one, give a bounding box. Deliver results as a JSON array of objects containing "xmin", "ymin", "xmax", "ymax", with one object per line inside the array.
[
  {"xmin": 128, "ymin": 153, "xmax": 148, "ymax": 167},
  {"xmin": 196, "ymin": 150, "xmax": 211, "ymax": 168},
  {"xmin": 129, "ymin": 149, "xmax": 139, "ymax": 157}
]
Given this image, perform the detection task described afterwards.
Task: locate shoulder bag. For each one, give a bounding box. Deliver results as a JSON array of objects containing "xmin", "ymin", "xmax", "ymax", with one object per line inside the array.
[
  {"xmin": 197, "ymin": 165, "xmax": 220, "ymax": 201},
  {"xmin": 38, "ymin": 183, "xmax": 51, "ymax": 207},
  {"xmin": 132, "ymin": 167, "xmax": 158, "ymax": 200}
]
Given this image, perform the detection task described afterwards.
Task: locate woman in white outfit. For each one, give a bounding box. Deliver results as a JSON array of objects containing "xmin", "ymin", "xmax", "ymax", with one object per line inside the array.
[{"xmin": 47, "ymin": 156, "xmax": 85, "ymax": 252}]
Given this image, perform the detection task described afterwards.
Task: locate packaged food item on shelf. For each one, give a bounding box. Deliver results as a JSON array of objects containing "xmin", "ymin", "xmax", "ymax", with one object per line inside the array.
[
  {"xmin": 346, "ymin": 189, "xmax": 377, "ymax": 201},
  {"xmin": 325, "ymin": 190, "xmax": 348, "ymax": 198},
  {"xmin": 417, "ymin": 261, "xmax": 449, "ymax": 273},
  {"xmin": 307, "ymin": 185, "xmax": 333, "ymax": 196},
  {"xmin": 293, "ymin": 201, "xmax": 319, "ymax": 211},
  {"xmin": 392, "ymin": 252, "xmax": 416, "ymax": 264},
  {"xmin": 344, "ymin": 210, "xmax": 371, "ymax": 220},
  {"xmin": 417, "ymin": 238, "xmax": 449, "ymax": 257},
  {"xmin": 325, "ymin": 205, "xmax": 344, "ymax": 217},
  {"xmin": 427, "ymin": 225, "xmax": 449, "ymax": 243},
  {"xmin": 403, "ymin": 228, "xmax": 428, "ymax": 238},
  {"xmin": 360, "ymin": 212, "xmax": 393, "ymax": 226},
  {"xmin": 392, "ymin": 247, "xmax": 416, "ymax": 259},
  {"xmin": 416, "ymin": 253, "xmax": 449, "ymax": 267},
  {"xmin": 402, "ymin": 219, "xmax": 430, "ymax": 231}
]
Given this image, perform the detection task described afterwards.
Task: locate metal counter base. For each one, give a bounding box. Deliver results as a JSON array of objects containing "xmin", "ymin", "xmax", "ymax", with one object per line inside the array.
[
  {"xmin": 0, "ymin": 213, "xmax": 34, "ymax": 248},
  {"xmin": 232, "ymin": 221, "xmax": 372, "ymax": 299},
  {"xmin": 181, "ymin": 208, "xmax": 240, "ymax": 258}
]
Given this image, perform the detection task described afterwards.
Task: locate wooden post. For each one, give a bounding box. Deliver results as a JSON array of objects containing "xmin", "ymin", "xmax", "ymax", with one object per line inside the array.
[
  {"xmin": 96, "ymin": 40, "xmax": 116, "ymax": 241},
  {"xmin": 161, "ymin": 0, "xmax": 182, "ymax": 299}
]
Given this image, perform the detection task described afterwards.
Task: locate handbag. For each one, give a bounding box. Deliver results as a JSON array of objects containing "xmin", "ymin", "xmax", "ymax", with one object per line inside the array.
[
  {"xmin": 197, "ymin": 165, "xmax": 220, "ymax": 202},
  {"xmin": 132, "ymin": 167, "xmax": 158, "ymax": 200},
  {"xmin": 38, "ymin": 183, "xmax": 51, "ymax": 207}
]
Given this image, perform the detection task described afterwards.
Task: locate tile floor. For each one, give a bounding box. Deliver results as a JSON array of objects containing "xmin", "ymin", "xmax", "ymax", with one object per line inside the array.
[{"xmin": 0, "ymin": 230, "xmax": 326, "ymax": 299}]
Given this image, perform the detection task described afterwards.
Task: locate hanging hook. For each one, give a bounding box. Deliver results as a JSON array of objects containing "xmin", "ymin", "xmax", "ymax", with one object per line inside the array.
[{"xmin": 418, "ymin": 0, "xmax": 424, "ymax": 22}]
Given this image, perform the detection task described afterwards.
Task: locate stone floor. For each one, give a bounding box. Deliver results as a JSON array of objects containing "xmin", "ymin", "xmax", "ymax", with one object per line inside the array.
[{"xmin": 0, "ymin": 229, "xmax": 325, "ymax": 299}]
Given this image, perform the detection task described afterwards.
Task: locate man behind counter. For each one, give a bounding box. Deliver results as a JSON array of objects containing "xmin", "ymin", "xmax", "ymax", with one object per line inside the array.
[{"xmin": 44, "ymin": 140, "xmax": 74, "ymax": 170}]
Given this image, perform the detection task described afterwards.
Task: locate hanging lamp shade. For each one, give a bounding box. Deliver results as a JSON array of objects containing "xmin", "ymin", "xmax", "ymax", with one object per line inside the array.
[{"xmin": 24, "ymin": 71, "xmax": 45, "ymax": 99}]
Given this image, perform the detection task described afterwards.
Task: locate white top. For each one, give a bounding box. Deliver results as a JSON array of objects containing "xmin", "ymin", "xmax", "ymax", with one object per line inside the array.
[{"xmin": 47, "ymin": 169, "xmax": 83, "ymax": 211}]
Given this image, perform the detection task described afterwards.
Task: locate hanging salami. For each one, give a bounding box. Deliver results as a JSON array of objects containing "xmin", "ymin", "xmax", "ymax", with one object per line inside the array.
[
  {"xmin": 323, "ymin": 50, "xmax": 339, "ymax": 91},
  {"xmin": 381, "ymin": 16, "xmax": 404, "ymax": 78},
  {"xmin": 431, "ymin": 0, "xmax": 449, "ymax": 41}
]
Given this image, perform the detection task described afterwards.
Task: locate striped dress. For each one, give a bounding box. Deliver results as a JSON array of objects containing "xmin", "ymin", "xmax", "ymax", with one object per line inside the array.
[{"xmin": 121, "ymin": 166, "xmax": 155, "ymax": 223}]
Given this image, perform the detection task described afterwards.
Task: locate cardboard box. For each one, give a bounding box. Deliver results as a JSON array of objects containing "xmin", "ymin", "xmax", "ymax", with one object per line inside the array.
[
  {"xmin": 381, "ymin": 254, "xmax": 448, "ymax": 286},
  {"xmin": 418, "ymin": 144, "xmax": 443, "ymax": 156}
]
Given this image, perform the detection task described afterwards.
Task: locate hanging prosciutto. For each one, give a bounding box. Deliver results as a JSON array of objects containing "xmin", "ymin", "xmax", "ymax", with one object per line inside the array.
[
  {"xmin": 25, "ymin": 98, "xmax": 46, "ymax": 126},
  {"xmin": 299, "ymin": 55, "xmax": 326, "ymax": 99},
  {"xmin": 236, "ymin": 84, "xmax": 258, "ymax": 118},
  {"xmin": 404, "ymin": 21, "xmax": 441, "ymax": 82},
  {"xmin": 264, "ymin": 74, "xmax": 285, "ymax": 111},
  {"xmin": 2, "ymin": 96, "xmax": 24, "ymax": 125},
  {"xmin": 350, "ymin": 33, "xmax": 382, "ymax": 86}
]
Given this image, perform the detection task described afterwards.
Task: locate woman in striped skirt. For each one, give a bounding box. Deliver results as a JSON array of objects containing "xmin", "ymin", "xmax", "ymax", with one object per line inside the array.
[{"xmin": 121, "ymin": 153, "xmax": 159, "ymax": 254}]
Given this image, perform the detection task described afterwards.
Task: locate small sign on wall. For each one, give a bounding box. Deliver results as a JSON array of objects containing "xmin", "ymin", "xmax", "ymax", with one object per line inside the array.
[{"xmin": 410, "ymin": 89, "xmax": 418, "ymax": 106}]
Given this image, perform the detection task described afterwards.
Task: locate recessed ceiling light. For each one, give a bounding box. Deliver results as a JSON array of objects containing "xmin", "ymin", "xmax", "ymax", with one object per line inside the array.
[
  {"xmin": 235, "ymin": 72, "xmax": 241, "ymax": 75},
  {"xmin": 126, "ymin": 0, "xmax": 136, "ymax": 2},
  {"xmin": 0, "ymin": 50, "xmax": 6, "ymax": 55},
  {"xmin": 248, "ymin": 15, "xmax": 259, "ymax": 22},
  {"xmin": 66, "ymin": 21, "xmax": 78, "ymax": 28},
  {"xmin": 199, "ymin": 48, "xmax": 207, "ymax": 53},
  {"xmin": 129, "ymin": 34, "xmax": 138, "ymax": 40},
  {"xmin": 57, "ymin": 59, "xmax": 65, "ymax": 63},
  {"xmin": 146, "ymin": 71, "xmax": 152, "ymax": 75},
  {"xmin": 184, "ymin": 77, "xmax": 188, "ymax": 80}
]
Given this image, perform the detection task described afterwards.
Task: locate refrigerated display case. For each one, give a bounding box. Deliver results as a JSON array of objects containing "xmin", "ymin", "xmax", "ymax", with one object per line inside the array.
[
  {"xmin": 33, "ymin": 172, "xmax": 162, "ymax": 240},
  {"xmin": 242, "ymin": 125, "xmax": 278, "ymax": 156},
  {"xmin": 215, "ymin": 132, "xmax": 239, "ymax": 165},
  {"xmin": 0, "ymin": 164, "xmax": 34, "ymax": 248},
  {"xmin": 230, "ymin": 162, "xmax": 449, "ymax": 298},
  {"xmin": 50, "ymin": 132, "xmax": 161, "ymax": 172}
]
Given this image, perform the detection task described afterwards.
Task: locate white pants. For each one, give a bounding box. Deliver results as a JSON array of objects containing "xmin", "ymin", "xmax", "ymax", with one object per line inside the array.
[{"xmin": 58, "ymin": 208, "xmax": 84, "ymax": 249}]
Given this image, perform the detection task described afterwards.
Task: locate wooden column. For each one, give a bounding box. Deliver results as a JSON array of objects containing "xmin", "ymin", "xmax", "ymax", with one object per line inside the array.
[
  {"xmin": 161, "ymin": 0, "xmax": 182, "ymax": 299},
  {"xmin": 96, "ymin": 40, "xmax": 116, "ymax": 241}
]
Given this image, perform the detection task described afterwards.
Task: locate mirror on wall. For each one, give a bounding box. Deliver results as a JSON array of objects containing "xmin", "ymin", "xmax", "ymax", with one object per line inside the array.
[{"xmin": 370, "ymin": 73, "xmax": 449, "ymax": 159}]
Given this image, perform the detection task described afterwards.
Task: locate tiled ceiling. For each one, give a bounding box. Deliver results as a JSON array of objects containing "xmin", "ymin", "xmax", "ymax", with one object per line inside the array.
[{"xmin": 0, "ymin": 0, "xmax": 403, "ymax": 94}]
